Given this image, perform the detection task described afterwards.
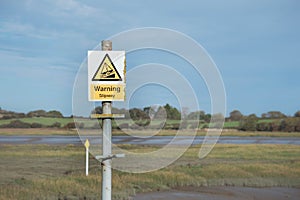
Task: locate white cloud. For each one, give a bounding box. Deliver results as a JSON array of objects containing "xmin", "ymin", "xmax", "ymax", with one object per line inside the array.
[
  {"xmin": 0, "ymin": 21, "xmax": 59, "ymax": 39},
  {"xmin": 48, "ymin": 0, "xmax": 113, "ymax": 23},
  {"xmin": 0, "ymin": 48, "xmax": 78, "ymax": 73},
  {"xmin": 54, "ymin": 0, "xmax": 97, "ymax": 16}
]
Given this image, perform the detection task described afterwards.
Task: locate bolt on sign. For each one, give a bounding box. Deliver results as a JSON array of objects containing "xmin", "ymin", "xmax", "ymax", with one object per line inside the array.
[{"xmin": 88, "ymin": 51, "xmax": 126, "ymax": 101}]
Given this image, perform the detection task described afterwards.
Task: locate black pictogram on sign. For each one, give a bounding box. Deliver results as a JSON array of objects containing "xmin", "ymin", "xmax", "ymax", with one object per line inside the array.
[{"xmin": 92, "ymin": 54, "xmax": 122, "ymax": 81}]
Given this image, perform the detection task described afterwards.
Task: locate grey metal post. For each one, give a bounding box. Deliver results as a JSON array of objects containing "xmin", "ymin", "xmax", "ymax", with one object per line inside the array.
[{"xmin": 101, "ymin": 40, "xmax": 112, "ymax": 200}]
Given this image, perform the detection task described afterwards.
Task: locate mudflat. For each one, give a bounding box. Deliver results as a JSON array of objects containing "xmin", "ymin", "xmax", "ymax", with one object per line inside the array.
[{"xmin": 133, "ymin": 187, "xmax": 300, "ymax": 200}]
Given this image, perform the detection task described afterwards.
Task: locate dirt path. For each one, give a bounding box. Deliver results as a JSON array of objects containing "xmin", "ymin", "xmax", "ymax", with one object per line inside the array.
[{"xmin": 133, "ymin": 187, "xmax": 300, "ymax": 200}]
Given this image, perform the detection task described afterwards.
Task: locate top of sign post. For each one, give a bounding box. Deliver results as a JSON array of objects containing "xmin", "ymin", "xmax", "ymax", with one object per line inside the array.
[{"xmin": 88, "ymin": 50, "xmax": 126, "ymax": 101}]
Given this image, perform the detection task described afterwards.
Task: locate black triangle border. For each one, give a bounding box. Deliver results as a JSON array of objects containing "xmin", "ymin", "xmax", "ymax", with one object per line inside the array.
[{"xmin": 92, "ymin": 53, "xmax": 122, "ymax": 81}]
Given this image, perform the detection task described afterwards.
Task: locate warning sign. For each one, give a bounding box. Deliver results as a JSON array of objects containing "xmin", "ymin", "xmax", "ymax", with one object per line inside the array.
[
  {"xmin": 90, "ymin": 84, "xmax": 125, "ymax": 101},
  {"xmin": 88, "ymin": 51, "xmax": 126, "ymax": 101},
  {"xmin": 92, "ymin": 54, "xmax": 122, "ymax": 81}
]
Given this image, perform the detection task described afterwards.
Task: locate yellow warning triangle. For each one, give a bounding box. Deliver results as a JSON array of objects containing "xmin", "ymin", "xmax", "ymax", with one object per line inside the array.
[{"xmin": 92, "ymin": 54, "xmax": 122, "ymax": 81}]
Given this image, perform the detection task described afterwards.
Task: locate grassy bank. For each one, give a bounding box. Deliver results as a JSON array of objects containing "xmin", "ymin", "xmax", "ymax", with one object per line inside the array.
[
  {"xmin": 0, "ymin": 144, "xmax": 299, "ymax": 199},
  {"xmin": 1, "ymin": 127, "xmax": 300, "ymax": 137},
  {"xmin": 0, "ymin": 128, "xmax": 77, "ymax": 136},
  {"xmin": 0, "ymin": 117, "xmax": 74, "ymax": 127}
]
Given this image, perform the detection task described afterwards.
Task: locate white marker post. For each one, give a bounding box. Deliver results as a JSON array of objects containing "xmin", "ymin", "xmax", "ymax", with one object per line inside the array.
[{"xmin": 85, "ymin": 139, "xmax": 90, "ymax": 176}]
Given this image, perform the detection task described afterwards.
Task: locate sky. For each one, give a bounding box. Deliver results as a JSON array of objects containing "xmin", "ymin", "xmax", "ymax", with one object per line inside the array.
[{"xmin": 0, "ymin": 0, "xmax": 299, "ymax": 117}]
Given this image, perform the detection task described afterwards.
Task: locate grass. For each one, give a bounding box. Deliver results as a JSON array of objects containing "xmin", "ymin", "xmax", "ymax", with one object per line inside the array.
[
  {"xmin": 0, "ymin": 117, "xmax": 74, "ymax": 126},
  {"xmin": 0, "ymin": 144, "xmax": 299, "ymax": 200},
  {"xmin": 223, "ymin": 121, "xmax": 240, "ymax": 128},
  {"xmin": 0, "ymin": 128, "xmax": 76, "ymax": 135},
  {"xmin": 112, "ymin": 129, "xmax": 300, "ymax": 137},
  {"xmin": 218, "ymin": 130, "xmax": 300, "ymax": 137}
]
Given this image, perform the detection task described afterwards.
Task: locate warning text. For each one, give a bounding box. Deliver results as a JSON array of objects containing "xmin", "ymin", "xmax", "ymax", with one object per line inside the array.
[{"xmin": 90, "ymin": 84, "xmax": 125, "ymax": 101}]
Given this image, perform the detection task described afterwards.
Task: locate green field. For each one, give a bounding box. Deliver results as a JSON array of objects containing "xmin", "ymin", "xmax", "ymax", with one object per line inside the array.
[
  {"xmin": 0, "ymin": 128, "xmax": 76, "ymax": 135},
  {"xmin": 223, "ymin": 121, "xmax": 240, "ymax": 128},
  {"xmin": 0, "ymin": 144, "xmax": 299, "ymax": 200}
]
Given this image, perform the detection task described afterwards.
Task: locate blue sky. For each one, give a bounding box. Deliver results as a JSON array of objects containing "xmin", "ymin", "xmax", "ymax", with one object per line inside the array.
[{"xmin": 0, "ymin": 0, "xmax": 299, "ymax": 117}]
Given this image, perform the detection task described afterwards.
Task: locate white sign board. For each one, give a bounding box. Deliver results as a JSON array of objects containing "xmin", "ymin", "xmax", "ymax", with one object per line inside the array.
[{"xmin": 88, "ymin": 51, "xmax": 126, "ymax": 101}]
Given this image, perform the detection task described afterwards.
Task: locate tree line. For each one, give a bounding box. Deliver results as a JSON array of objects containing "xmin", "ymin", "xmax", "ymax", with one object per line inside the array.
[
  {"xmin": 1, "ymin": 106, "xmax": 300, "ymax": 132},
  {"xmin": 229, "ymin": 110, "xmax": 300, "ymax": 132},
  {"xmin": 92, "ymin": 103, "xmax": 182, "ymax": 121},
  {"xmin": 0, "ymin": 109, "xmax": 64, "ymax": 119},
  {"xmin": 0, "ymin": 109, "xmax": 67, "ymax": 129}
]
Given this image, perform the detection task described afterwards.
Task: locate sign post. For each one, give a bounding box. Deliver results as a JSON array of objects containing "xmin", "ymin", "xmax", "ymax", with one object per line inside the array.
[
  {"xmin": 101, "ymin": 41, "xmax": 113, "ymax": 200},
  {"xmin": 88, "ymin": 40, "xmax": 125, "ymax": 200}
]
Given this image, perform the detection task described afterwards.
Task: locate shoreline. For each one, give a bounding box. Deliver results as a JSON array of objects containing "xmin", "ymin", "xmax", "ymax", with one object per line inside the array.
[{"xmin": 1, "ymin": 128, "xmax": 300, "ymax": 138}]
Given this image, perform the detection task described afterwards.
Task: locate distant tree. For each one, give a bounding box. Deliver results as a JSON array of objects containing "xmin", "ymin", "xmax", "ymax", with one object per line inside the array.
[
  {"xmin": 155, "ymin": 106, "xmax": 167, "ymax": 119},
  {"xmin": 279, "ymin": 118, "xmax": 300, "ymax": 132},
  {"xmin": 186, "ymin": 111, "xmax": 198, "ymax": 120},
  {"xmin": 164, "ymin": 104, "xmax": 181, "ymax": 120},
  {"xmin": 294, "ymin": 110, "xmax": 300, "ymax": 118},
  {"xmin": 256, "ymin": 122, "xmax": 271, "ymax": 131},
  {"xmin": 261, "ymin": 113, "xmax": 267, "ymax": 119},
  {"xmin": 239, "ymin": 114, "xmax": 258, "ymax": 131},
  {"xmin": 46, "ymin": 110, "xmax": 63, "ymax": 118},
  {"xmin": 31, "ymin": 123, "xmax": 43, "ymax": 128},
  {"xmin": 143, "ymin": 106, "xmax": 157, "ymax": 119},
  {"xmin": 261, "ymin": 111, "xmax": 286, "ymax": 119},
  {"xmin": 129, "ymin": 108, "xmax": 148, "ymax": 121},
  {"xmin": 229, "ymin": 110, "xmax": 243, "ymax": 121},
  {"xmin": 48, "ymin": 122, "xmax": 61, "ymax": 128},
  {"xmin": 143, "ymin": 106, "xmax": 151, "ymax": 114},
  {"xmin": 203, "ymin": 113, "xmax": 211, "ymax": 123},
  {"xmin": 27, "ymin": 110, "xmax": 47, "ymax": 117},
  {"xmin": 0, "ymin": 110, "xmax": 25, "ymax": 119},
  {"xmin": 187, "ymin": 111, "xmax": 205, "ymax": 120},
  {"xmin": 64, "ymin": 122, "xmax": 76, "ymax": 129},
  {"xmin": 0, "ymin": 120, "xmax": 31, "ymax": 128},
  {"xmin": 295, "ymin": 118, "xmax": 300, "ymax": 132},
  {"xmin": 18, "ymin": 113, "xmax": 26, "ymax": 118},
  {"xmin": 279, "ymin": 119, "xmax": 286, "ymax": 131}
]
